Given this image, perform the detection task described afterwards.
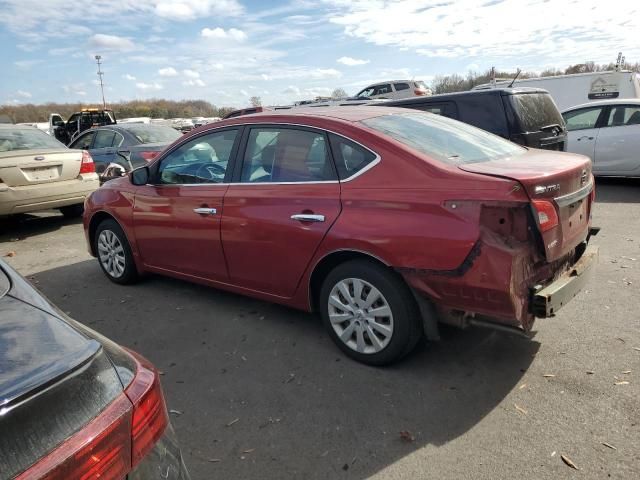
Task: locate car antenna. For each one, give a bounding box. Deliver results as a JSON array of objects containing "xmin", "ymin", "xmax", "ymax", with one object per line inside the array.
[{"xmin": 508, "ymin": 68, "xmax": 521, "ymax": 88}]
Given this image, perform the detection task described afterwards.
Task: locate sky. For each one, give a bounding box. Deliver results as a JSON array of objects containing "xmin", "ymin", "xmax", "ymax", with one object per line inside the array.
[{"xmin": 1, "ymin": 0, "xmax": 638, "ymax": 108}]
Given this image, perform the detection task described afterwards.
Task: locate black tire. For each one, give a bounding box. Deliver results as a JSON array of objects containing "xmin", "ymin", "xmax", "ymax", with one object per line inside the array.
[
  {"xmin": 59, "ymin": 203, "xmax": 84, "ymax": 218},
  {"xmin": 94, "ymin": 219, "xmax": 138, "ymax": 284},
  {"xmin": 319, "ymin": 259, "xmax": 423, "ymax": 366}
]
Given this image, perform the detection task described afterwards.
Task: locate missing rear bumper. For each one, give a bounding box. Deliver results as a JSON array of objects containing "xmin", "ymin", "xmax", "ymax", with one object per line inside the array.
[{"xmin": 531, "ymin": 244, "xmax": 598, "ymax": 318}]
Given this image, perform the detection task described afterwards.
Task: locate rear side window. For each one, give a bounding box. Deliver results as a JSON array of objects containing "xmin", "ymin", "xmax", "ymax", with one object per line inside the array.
[
  {"xmin": 412, "ymin": 102, "xmax": 458, "ymax": 119},
  {"xmin": 509, "ymin": 93, "xmax": 564, "ymax": 132},
  {"xmin": 241, "ymin": 128, "xmax": 336, "ymax": 183},
  {"xmin": 93, "ymin": 130, "xmax": 116, "ymax": 148},
  {"xmin": 362, "ymin": 112, "xmax": 525, "ymax": 165},
  {"xmin": 394, "ymin": 83, "xmax": 410, "ymax": 91},
  {"xmin": 328, "ymin": 134, "xmax": 377, "ymax": 180},
  {"xmin": 563, "ymin": 107, "xmax": 603, "ymax": 131},
  {"xmin": 605, "ymin": 105, "xmax": 640, "ymax": 126},
  {"xmin": 374, "ymin": 84, "xmax": 392, "ymax": 96}
]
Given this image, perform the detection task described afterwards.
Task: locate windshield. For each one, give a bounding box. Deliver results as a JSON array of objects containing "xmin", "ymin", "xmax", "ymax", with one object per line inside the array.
[
  {"xmin": 361, "ymin": 112, "xmax": 526, "ymax": 164},
  {"xmin": 0, "ymin": 127, "xmax": 66, "ymax": 152},
  {"xmin": 510, "ymin": 93, "xmax": 565, "ymax": 132},
  {"xmin": 124, "ymin": 125, "xmax": 181, "ymax": 144}
]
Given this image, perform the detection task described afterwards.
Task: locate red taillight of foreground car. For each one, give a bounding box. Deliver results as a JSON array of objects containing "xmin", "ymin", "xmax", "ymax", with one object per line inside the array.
[
  {"xmin": 532, "ymin": 199, "xmax": 559, "ymax": 232},
  {"xmin": 16, "ymin": 352, "xmax": 168, "ymax": 479},
  {"xmin": 15, "ymin": 396, "xmax": 133, "ymax": 480},
  {"xmin": 124, "ymin": 351, "xmax": 169, "ymax": 467},
  {"xmin": 139, "ymin": 151, "xmax": 160, "ymax": 162},
  {"xmin": 79, "ymin": 150, "xmax": 96, "ymax": 174}
]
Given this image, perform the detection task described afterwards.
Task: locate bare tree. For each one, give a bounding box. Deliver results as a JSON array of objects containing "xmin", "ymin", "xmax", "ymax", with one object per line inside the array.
[
  {"xmin": 331, "ymin": 88, "xmax": 348, "ymax": 98},
  {"xmin": 249, "ymin": 96, "xmax": 262, "ymax": 107}
]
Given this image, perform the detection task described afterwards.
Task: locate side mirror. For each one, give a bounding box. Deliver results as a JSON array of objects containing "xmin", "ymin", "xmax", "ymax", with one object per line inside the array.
[{"xmin": 130, "ymin": 166, "xmax": 150, "ymax": 186}]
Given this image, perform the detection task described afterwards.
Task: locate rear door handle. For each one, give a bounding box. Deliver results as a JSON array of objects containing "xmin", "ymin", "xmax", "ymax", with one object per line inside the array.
[
  {"xmin": 577, "ymin": 136, "xmax": 594, "ymax": 141},
  {"xmin": 291, "ymin": 214, "xmax": 325, "ymax": 223},
  {"xmin": 193, "ymin": 207, "xmax": 217, "ymax": 215}
]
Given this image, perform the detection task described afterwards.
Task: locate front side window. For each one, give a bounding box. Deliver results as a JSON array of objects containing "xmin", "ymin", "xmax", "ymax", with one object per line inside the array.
[
  {"xmin": 93, "ymin": 130, "xmax": 116, "ymax": 149},
  {"xmin": 563, "ymin": 107, "xmax": 603, "ymax": 131},
  {"xmin": 241, "ymin": 127, "xmax": 336, "ymax": 183},
  {"xmin": 356, "ymin": 87, "xmax": 376, "ymax": 98},
  {"xmin": 329, "ymin": 134, "xmax": 377, "ymax": 180},
  {"xmin": 158, "ymin": 129, "xmax": 238, "ymax": 184},
  {"xmin": 71, "ymin": 131, "xmax": 95, "ymax": 150},
  {"xmin": 362, "ymin": 112, "xmax": 525, "ymax": 165},
  {"xmin": 605, "ymin": 105, "xmax": 640, "ymax": 127}
]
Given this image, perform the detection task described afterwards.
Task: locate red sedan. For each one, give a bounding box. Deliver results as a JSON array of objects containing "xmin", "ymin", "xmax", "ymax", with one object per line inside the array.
[{"xmin": 83, "ymin": 107, "xmax": 598, "ymax": 365}]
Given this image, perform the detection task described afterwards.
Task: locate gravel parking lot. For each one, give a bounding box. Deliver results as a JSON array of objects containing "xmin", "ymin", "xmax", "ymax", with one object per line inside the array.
[{"xmin": 2, "ymin": 178, "xmax": 639, "ymax": 480}]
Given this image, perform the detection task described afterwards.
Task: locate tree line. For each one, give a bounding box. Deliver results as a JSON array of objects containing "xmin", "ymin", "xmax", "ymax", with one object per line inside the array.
[
  {"xmin": 0, "ymin": 99, "xmax": 236, "ymax": 124},
  {"xmin": 431, "ymin": 61, "xmax": 640, "ymax": 94}
]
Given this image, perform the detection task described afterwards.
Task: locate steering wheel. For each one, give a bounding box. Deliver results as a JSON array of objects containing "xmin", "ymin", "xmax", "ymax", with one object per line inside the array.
[{"xmin": 194, "ymin": 162, "xmax": 226, "ymax": 181}]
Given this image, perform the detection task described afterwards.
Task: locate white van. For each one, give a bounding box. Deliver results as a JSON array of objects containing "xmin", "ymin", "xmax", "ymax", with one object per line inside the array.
[{"xmin": 474, "ymin": 71, "xmax": 640, "ymax": 111}]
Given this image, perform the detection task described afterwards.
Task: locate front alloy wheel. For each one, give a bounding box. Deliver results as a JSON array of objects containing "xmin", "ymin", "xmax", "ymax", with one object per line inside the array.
[{"xmin": 97, "ymin": 229, "xmax": 126, "ymax": 279}]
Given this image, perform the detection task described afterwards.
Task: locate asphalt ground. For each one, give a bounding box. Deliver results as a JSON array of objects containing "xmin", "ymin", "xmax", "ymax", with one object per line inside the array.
[{"xmin": 1, "ymin": 177, "xmax": 639, "ymax": 479}]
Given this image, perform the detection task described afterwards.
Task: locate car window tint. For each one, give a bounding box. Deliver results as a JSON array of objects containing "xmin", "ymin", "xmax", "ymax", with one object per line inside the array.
[
  {"xmin": 113, "ymin": 132, "xmax": 125, "ymax": 147},
  {"xmin": 93, "ymin": 130, "xmax": 116, "ymax": 149},
  {"xmin": 605, "ymin": 105, "xmax": 640, "ymax": 127},
  {"xmin": 563, "ymin": 107, "xmax": 603, "ymax": 131},
  {"xmin": 373, "ymin": 84, "xmax": 392, "ymax": 96},
  {"xmin": 73, "ymin": 131, "xmax": 95, "ymax": 149},
  {"xmin": 394, "ymin": 83, "xmax": 410, "ymax": 91},
  {"xmin": 158, "ymin": 129, "xmax": 238, "ymax": 184},
  {"xmin": 410, "ymin": 102, "xmax": 458, "ymax": 119},
  {"xmin": 241, "ymin": 128, "xmax": 336, "ymax": 183},
  {"xmin": 329, "ymin": 134, "xmax": 377, "ymax": 180}
]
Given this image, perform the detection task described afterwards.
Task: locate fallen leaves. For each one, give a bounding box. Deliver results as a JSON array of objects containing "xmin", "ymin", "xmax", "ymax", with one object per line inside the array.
[
  {"xmin": 514, "ymin": 404, "xmax": 528, "ymax": 415},
  {"xmin": 561, "ymin": 454, "xmax": 579, "ymax": 470},
  {"xmin": 399, "ymin": 431, "xmax": 415, "ymax": 442},
  {"xmin": 4, "ymin": 251, "xmax": 16, "ymax": 257}
]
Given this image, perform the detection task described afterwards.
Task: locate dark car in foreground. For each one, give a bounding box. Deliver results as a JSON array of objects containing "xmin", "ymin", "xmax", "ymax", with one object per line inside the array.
[
  {"xmin": 384, "ymin": 87, "xmax": 568, "ymax": 151},
  {"xmin": 0, "ymin": 259, "xmax": 189, "ymax": 479},
  {"xmin": 69, "ymin": 124, "xmax": 181, "ymax": 181},
  {"xmin": 83, "ymin": 106, "xmax": 597, "ymax": 365}
]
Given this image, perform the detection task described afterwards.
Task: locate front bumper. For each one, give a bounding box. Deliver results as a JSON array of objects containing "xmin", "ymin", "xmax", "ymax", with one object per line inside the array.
[{"xmin": 531, "ymin": 244, "xmax": 598, "ymax": 317}]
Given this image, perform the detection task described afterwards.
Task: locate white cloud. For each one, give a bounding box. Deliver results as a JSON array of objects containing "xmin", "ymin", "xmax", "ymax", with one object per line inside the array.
[
  {"xmin": 136, "ymin": 82, "xmax": 163, "ymax": 90},
  {"xmin": 327, "ymin": 0, "xmax": 640, "ymax": 62},
  {"xmin": 239, "ymin": 89, "xmax": 249, "ymax": 96},
  {"xmin": 89, "ymin": 33, "xmax": 135, "ymax": 51},
  {"xmin": 337, "ymin": 56, "xmax": 369, "ymax": 66},
  {"xmin": 182, "ymin": 69, "xmax": 200, "ymax": 79},
  {"xmin": 14, "ymin": 60, "xmax": 41, "ymax": 68},
  {"xmin": 201, "ymin": 27, "xmax": 247, "ymax": 41},
  {"xmin": 76, "ymin": 90, "xmax": 87, "ymax": 96},
  {"xmin": 158, "ymin": 67, "xmax": 178, "ymax": 77},
  {"xmin": 212, "ymin": 63, "xmax": 224, "ymax": 70},
  {"xmin": 123, "ymin": 74, "xmax": 136, "ymax": 81},
  {"xmin": 155, "ymin": 0, "xmax": 243, "ymax": 20},
  {"xmin": 283, "ymin": 85, "xmax": 301, "ymax": 95},
  {"xmin": 183, "ymin": 78, "xmax": 206, "ymax": 87},
  {"xmin": 16, "ymin": 90, "xmax": 32, "ymax": 98}
]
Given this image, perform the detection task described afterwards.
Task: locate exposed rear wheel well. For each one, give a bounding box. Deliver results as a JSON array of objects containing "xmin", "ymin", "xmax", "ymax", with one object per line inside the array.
[
  {"xmin": 309, "ymin": 251, "xmax": 395, "ymax": 312},
  {"xmin": 88, "ymin": 211, "xmax": 117, "ymax": 256}
]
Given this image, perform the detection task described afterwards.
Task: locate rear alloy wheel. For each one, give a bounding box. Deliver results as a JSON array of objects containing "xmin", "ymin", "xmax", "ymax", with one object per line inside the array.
[
  {"xmin": 320, "ymin": 260, "xmax": 422, "ymax": 366},
  {"xmin": 94, "ymin": 219, "xmax": 138, "ymax": 284},
  {"xmin": 59, "ymin": 203, "xmax": 84, "ymax": 218}
]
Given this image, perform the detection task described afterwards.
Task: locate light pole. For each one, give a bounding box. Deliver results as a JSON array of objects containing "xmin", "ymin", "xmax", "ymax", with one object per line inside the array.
[{"xmin": 95, "ymin": 55, "xmax": 106, "ymax": 109}]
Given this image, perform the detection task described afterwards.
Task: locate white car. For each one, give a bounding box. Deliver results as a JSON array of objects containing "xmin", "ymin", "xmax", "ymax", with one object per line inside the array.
[
  {"xmin": 0, "ymin": 125, "xmax": 99, "ymax": 217},
  {"xmin": 562, "ymin": 99, "xmax": 640, "ymax": 176},
  {"xmin": 355, "ymin": 80, "xmax": 431, "ymax": 100}
]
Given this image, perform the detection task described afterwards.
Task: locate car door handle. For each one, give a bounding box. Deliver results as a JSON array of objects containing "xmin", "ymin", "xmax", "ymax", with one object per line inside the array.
[
  {"xmin": 291, "ymin": 214, "xmax": 325, "ymax": 223},
  {"xmin": 193, "ymin": 207, "xmax": 217, "ymax": 215},
  {"xmin": 577, "ymin": 136, "xmax": 594, "ymax": 141}
]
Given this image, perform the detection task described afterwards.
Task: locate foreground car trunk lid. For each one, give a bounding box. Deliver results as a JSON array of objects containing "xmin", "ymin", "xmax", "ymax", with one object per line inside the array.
[
  {"xmin": 0, "ymin": 148, "xmax": 83, "ymax": 187},
  {"xmin": 458, "ymin": 149, "xmax": 593, "ymax": 261}
]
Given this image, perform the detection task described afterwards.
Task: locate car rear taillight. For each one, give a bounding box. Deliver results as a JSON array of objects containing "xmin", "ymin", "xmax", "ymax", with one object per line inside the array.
[
  {"xmin": 414, "ymin": 88, "xmax": 427, "ymax": 96},
  {"xmin": 124, "ymin": 351, "xmax": 169, "ymax": 467},
  {"xmin": 17, "ymin": 352, "xmax": 168, "ymax": 479},
  {"xmin": 79, "ymin": 150, "xmax": 96, "ymax": 174},
  {"xmin": 139, "ymin": 151, "xmax": 160, "ymax": 162},
  {"xmin": 532, "ymin": 199, "xmax": 559, "ymax": 232}
]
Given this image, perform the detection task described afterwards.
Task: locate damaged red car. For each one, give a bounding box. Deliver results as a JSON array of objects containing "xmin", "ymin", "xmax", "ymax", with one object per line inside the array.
[{"xmin": 83, "ymin": 106, "xmax": 598, "ymax": 365}]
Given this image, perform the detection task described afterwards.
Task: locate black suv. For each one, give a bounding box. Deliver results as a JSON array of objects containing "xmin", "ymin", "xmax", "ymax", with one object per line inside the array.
[
  {"xmin": 52, "ymin": 109, "xmax": 117, "ymax": 145},
  {"xmin": 384, "ymin": 88, "xmax": 567, "ymax": 151}
]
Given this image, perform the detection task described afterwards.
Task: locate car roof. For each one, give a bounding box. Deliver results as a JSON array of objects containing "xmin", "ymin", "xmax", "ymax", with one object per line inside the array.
[
  {"xmin": 224, "ymin": 105, "xmax": 412, "ymax": 123},
  {"xmin": 562, "ymin": 98, "xmax": 640, "ymax": 112},
  {"xmin": 385, "ymin": 87, "xmax": 548, "ymax": 105}
]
